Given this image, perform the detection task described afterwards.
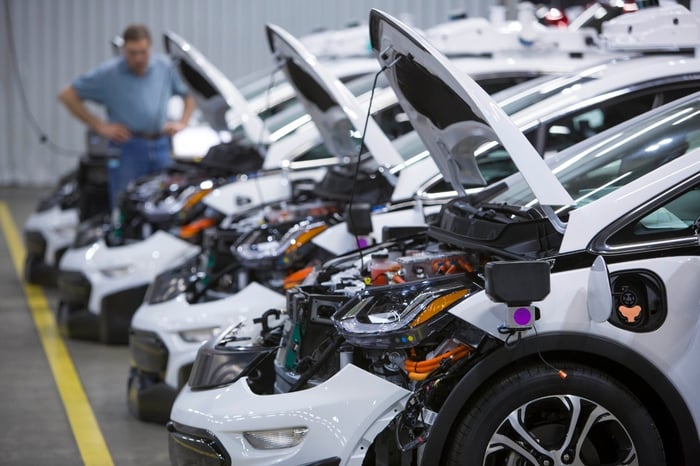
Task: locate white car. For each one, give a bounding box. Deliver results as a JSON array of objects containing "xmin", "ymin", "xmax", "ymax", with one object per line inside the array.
[{"xmin": 168, "ymin": 7, "xmax": 700, "ymax": 465}]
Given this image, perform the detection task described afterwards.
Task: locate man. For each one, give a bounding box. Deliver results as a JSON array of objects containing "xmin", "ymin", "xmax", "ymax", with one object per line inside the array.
[{"xmin": 58, "ymin": 24, "xmax": 195, "ymax": 208}]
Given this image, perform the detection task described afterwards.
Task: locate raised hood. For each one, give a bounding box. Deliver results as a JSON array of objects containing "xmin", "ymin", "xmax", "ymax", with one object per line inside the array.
[
  {"xmin": 369, "ymin": 9, "xmax": 573, "ymax": 207},
  {"xmin": 164, "ymin": 31, "xmax": 268, "ymax": 144},
  {"xmin": 265, "ymin": 24, "xmax": 404, "ymax": 168}
]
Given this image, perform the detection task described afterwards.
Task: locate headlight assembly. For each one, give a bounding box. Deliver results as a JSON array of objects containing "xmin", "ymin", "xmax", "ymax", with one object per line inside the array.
[
  {"xmin": 73, "ymin": 220, "xmax": 108, "ymax": 248},
  {"xmin": 178, "ymin": 326, "xmax": 221, "ymax": 343},
  {"xmin": 234, "ymin": 219, "xmax": 328, "ymax": 268},
  {"xmin": 188, "ymin": 320, "xmax": 281, "ymax": 392},
  {"xmin": 99, "ymin": 264, "xmax": 135, "ymax": 278},
  {"xmin": 333, "ymin": 275, "xmax": 475, "ymax": 349},
  {"xmin": 243, "ymin": 427, "xmax": 308, "ymax": 450},
  {"xmin": 145, "ymin": 255, "xmax": 200, "ymax": 305}
]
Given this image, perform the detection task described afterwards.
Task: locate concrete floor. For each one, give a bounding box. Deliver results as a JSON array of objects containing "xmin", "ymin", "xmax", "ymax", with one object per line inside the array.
[{"xmin": 0, "ymin": 187, "xmax": 170, "ymax": 466}]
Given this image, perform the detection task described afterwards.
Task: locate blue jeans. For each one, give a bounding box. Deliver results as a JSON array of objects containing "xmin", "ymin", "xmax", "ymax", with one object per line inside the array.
[{"xmin": 107, "ymin": 136, "xmax": 172, "ymax": 209}]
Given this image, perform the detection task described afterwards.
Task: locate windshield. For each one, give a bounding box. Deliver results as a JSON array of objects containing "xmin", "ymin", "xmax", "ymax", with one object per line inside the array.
[{"xmin": 491, "ymin": 94, "xmax": 700, "ymax": 210}]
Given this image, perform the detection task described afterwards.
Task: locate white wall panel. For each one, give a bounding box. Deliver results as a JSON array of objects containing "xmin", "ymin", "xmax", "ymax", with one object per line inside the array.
[{"xmin": 0, "ymin": 0, "xmax": 496, "ymax": 186}]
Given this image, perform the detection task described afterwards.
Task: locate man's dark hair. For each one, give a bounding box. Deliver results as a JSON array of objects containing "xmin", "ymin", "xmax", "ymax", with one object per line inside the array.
[{"xmin": 123, "ymin": 24, "xmax": 151, "ymax": 43}]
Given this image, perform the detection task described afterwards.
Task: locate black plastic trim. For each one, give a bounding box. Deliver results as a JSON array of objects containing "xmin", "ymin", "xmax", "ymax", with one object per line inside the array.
[
  {"xmin": 168, "ymin": 420, "xmax": 231, "ymax": 466},
  {"xmin": 420, "ymin": 332, "xmax": 699, "ymax": 466},
  {"xmin": 24, "ymin": 230, "xmax": 46, "ymax": 256},
  {"xmin": 129, "ymin": 329, "xmax": 168, "ymax": 376},
  {"xmin": 56, "ymin": 300, "xmax": 99, "ymax": 341},
  {"xmin": 128, "ymin": 368, "xmax": 178, "ymax": 424},
  {"xmin": 100, "ymin": 284, "xmax": 149, "ymax": 344},
  {"xmin": 299, "ymin": 458, "xmax": 341, "ymax": 466},
  {"xmin": 57, "ymin": 270, "xmax": 91, "ymax": 306}
]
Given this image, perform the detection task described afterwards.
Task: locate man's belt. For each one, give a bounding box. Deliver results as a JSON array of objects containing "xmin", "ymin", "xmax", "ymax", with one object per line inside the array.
[{"xmin": 131, "ymin": 132, "xmax": 167, "ymax": 140}]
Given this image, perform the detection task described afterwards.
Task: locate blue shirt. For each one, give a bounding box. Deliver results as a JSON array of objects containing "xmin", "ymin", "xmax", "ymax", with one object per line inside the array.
[{"xmin": 72, "ymin": 54, "xmax": 188, "ymax": 134}]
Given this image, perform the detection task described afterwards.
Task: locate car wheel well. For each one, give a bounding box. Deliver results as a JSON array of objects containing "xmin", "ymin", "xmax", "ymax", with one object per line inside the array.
[{"xmin": 445, "ymin": 350, "xmax": 685, "ymax": 466}]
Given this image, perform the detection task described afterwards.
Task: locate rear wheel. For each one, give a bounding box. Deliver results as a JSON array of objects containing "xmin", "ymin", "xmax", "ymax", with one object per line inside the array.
[{"xmin": 446, "ymin": 361, "xmax": 665, "ymax": 465}]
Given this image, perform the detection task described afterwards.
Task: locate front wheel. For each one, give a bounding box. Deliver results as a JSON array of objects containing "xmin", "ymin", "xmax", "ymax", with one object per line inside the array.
[{"xmin": 446, "ymin": 361, "xmax": 665, "ymax": 466}]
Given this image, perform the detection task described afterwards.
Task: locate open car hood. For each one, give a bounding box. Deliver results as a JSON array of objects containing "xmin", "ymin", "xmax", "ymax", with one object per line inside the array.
[
  {"xmin": 164, "ymin": 31, "xmax": 268, "ymax": 143},
  {"xmin": 300, "ymin": 23, "xmax": 372, "ymax": 59},
  {"xmin": 369, "ymin": 9, "xmax": 573, "ymax": 207},
  {"xmin": 266, "ymin": 24, "xmax": 404, "ymax": 168}
]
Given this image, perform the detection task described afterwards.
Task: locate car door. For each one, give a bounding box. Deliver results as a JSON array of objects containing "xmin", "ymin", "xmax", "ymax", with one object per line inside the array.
[{"xmin": 586, "ymin": 173, "xmax": 700, "ymax": 424}]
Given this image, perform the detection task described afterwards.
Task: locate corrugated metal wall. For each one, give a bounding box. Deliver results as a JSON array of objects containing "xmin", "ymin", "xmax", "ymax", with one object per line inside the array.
[{"xmin": 0, "ymin": 0, "xmax": 497, "ymax": 186}]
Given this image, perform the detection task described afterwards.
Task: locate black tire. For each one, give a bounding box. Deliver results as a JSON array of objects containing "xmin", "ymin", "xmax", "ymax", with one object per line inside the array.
[
  {"xmin": 446, "ymin": 361, "xmax": 665, "ymax": 466},
  {"xmin": 24, "ymin": 254, "xmax": 57, "ymax": 286}
]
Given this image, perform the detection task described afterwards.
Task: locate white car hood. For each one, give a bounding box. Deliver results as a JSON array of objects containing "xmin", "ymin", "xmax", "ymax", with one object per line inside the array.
[
  {"xmin": 300, "ymin": 23, "xmax": 372, "ymax": 59},
  {"xmin": 369, "ymin": 9, "xmax": 573, "ymax": 207},
  {"xmin": 266, "ymin": 24, "xmax": 404, "ymax": 169},
  {"xmin": 164, "ymin": 31, "xmax": 268, "ymax": 143}
]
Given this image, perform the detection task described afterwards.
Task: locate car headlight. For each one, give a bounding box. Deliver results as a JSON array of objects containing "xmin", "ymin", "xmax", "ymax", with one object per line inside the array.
[
  {"xmin": 99, "ymin": 264, "xmax": 135, "ymax": 278},
  {"xmin": 178, "ymin": 326, "xmax": 221, "ymax": 343},
  {"xmin": 73, "ymin": 220, "xmax": 108, "ymax": 248},
  {"xmin": 145, "ymin": 255, "xmax": 200, "ymax": 305},
  {"xmin": 51, "ymin": 223, "xmax": 77, "ymax": 237},
  {"xmin": 234, "ymin": 219, "xmax": 328, "ymax": 266},
  {"xmin": 243, "ymin": 427, "xmax": 308, "ymax": 450},
  {"xmin": 187, "ymin": 319, "xmax": 283, "ymax": 391},
  {"xmin": 37, "ymin": 178, "xmax": 79, "ymax": 212},
  {"xmin": 333, "ymin": 275, "xmax": 474, "ymax": 349}
]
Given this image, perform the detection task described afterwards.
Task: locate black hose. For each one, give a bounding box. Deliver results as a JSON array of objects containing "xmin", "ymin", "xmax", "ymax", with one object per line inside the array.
[{"xmin": 288, "ymin": 334, "xmax": 344, "ymax": 392}]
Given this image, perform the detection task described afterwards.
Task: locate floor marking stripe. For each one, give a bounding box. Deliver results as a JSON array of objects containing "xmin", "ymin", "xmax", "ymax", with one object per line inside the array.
[{"xmin": 0, "ymin": 201, "xmax": 114, "ymax": 466}]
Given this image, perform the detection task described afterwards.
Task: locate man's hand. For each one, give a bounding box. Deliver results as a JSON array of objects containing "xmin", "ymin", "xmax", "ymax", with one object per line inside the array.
[
  {"xmin": 96, "ymin": 122, "xmax": 131, "ymax": 143},
  {"xmin": 162, "ymin": 121, "xmax": 187, "ymax": 136}
]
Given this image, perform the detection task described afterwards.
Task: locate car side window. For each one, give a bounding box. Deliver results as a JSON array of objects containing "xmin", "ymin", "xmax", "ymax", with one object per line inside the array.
[
  {"xmin": 542, "ymin": 93, "xmax": 656, "ymax": 154},
  {"xmin": 373, "ymin": 103, "xmax": 413, "ymax": 140},
  {"xmin": 294, "ymin": 142, "xmax": 331, "ymax": 162},
  {"xmin": 541, "ymin": 82, "xmax": 700, "ymax": 155},
  {"xmin": 608, "ymin": 182, "xmax": 700, "ymax": 246}
]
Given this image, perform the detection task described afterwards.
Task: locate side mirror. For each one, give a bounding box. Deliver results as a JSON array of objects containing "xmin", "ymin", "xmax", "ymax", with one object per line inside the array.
[
  {"xmin": 346, "ymin": 203, "xmax": 372, "ymax": 236},
  {"xmin": 484, "ymin": 261, "xmax": 550, "ymax": 330},
  {"xmin": 587, "ymin": 256, "xmax": 612, "ymax": 322},
  {"xmin": 692, "ymin": 216, "xmax": 700, "ymax": 235}
]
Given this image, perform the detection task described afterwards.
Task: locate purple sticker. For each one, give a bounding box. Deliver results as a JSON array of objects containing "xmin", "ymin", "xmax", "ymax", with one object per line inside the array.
[{"xmin": 513, "ymin": 307, "xmax": 532, "ymax": 326}]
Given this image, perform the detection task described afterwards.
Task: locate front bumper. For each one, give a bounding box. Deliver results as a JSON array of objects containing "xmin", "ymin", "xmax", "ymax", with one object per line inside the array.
[
  {"xmin": 57, "ymin": 231, "xmax": 201, "ymax": 343},
  {"xmin": 131, "ymin": 282, "xmax": 286, "ymax": 388},
  {"xmin": 170, "ymin": 364, "xmax": 410, "ymax": 465}
]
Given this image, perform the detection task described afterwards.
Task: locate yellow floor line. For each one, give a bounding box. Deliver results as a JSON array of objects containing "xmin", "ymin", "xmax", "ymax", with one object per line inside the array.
[{"xmin": 0, "ymin": 201, "xmax": 114, "ymax": 466}]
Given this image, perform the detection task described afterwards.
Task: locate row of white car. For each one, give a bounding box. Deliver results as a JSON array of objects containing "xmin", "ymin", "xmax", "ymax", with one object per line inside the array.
[
  {"xmin": 124, "ymin": 3, "xmax": 642, "ymax": 424},
  {"xmin": 168, "ymin": 6, "xmax": 700, "ymax": 465},
  {"xmin": 25, "ymin": 3, "xmax": 700, "ymax": 464}
]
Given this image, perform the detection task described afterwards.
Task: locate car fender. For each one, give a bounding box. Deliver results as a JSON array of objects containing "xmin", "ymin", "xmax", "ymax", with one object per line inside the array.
[{"xmin": 420, "ymin": 332, "xmax": 699, "ymax": 465}]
